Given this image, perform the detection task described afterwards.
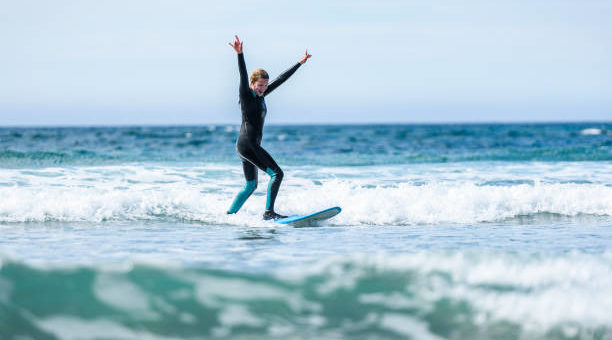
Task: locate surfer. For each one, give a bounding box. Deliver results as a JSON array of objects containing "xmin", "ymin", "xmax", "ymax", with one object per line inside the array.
[{"xmin": 227, "ymin": 35, "xmax": 311, "ymax": 220}]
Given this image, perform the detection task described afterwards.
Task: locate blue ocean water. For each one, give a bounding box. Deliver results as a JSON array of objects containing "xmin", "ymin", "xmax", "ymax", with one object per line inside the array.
[{"xmin": 1, "ymin": 123, "xmax": 611, "ymax": 339}]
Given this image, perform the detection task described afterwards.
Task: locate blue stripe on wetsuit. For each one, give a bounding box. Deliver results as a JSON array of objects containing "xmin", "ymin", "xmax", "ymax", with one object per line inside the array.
[
  {"xmin": 265, "ymin": 168, "xmax": 277, "ymax": 211},
  {"xmin": 228, "ymin": 180, "xmax": 257, "ymax": 214}
]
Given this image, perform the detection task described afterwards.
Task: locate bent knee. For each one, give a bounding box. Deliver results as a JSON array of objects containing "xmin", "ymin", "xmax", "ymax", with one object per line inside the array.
[{"xmin": 266, "ymin": 167, "xmax": 283, "ymax": 181}]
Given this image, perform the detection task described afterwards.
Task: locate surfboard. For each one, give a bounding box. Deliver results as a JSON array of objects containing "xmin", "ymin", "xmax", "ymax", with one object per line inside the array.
[{"xmin": 274, "ymin": 207, "xmax": 341, "ymax": 228}]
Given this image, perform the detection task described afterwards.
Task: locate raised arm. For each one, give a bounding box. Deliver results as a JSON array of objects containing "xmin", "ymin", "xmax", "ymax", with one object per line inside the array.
[
  {"xmin": 264, "ymin": 49, "xmax": 312, "ymax": 96},
  {"xmin": 229, "ymin": 35, "xmax": 249, "ymax": 95}
]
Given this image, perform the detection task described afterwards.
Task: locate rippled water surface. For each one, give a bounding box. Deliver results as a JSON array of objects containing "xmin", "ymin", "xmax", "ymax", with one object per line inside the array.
[{"xmin": 1, "ymin": 123, "xmax": 611, "ymax": 339}]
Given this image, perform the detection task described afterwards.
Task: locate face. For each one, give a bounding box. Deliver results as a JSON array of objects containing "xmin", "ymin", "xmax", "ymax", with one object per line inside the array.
[{"xmin": 250, "ymin": 79, "xmax": 269, "ymax": 96}]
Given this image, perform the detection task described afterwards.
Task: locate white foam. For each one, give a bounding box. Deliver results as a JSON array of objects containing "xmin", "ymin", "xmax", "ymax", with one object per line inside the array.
[
  {"xmin": 94, "ymin": 273, "xmax": 158, "ymax": 319},
  {"xmin": 580, "ymin": 128, "xmax": 603, "ymax": 136},
  {"xmin": 0, "ymin": 162, "xmax": 610, "ymax": 225},
  {"xmin": 35, "ymin": 316, "xmax": 178, "ymax": 340},
  {"xmin": 283, "ymin": 180, "xmax": 612, "ymax": 225},
  {"xmin": 286, "ymin": 251, "xmax": 612, "ymax": 331},
  {"xmin": 380, "ymin": 313, "xmax": 445, "ymax": 340},
  {"xmin": 190, "ymin": 273, "xmax": 320, "ymax": 313}
]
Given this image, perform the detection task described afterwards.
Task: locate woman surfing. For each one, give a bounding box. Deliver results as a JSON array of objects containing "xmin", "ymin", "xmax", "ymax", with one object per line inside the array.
[{"xmin": 227, "ymin": 35, "xmax": 311, "ymax": 220}]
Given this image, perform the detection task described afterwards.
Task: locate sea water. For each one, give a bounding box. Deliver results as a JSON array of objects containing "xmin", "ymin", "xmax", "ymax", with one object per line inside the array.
[{"xmin": 0, "ymin": 123, "xmax": 611, "ymax": 339}]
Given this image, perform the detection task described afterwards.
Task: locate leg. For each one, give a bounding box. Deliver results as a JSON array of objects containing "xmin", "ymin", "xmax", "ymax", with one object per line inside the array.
[
  {"xmin": 238, "ymin": 145, "xmax": 284, "ymax": 214},
  {"xmin": 258, "ymin": 149, "xmax": 283, "ymax": 213},
  {"xmin": 227, "ymin": 160, "xmax": 258, "ymax": 214}
]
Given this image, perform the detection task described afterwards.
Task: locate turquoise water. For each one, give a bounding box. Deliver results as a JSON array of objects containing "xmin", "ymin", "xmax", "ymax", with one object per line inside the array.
[
  {"xmin": 1, "ymin": 123, "xmax": 611, "ymax": 167},
  {"xmin": 1, "ymin": 123, "xmax": 611, "ymax": 339}
]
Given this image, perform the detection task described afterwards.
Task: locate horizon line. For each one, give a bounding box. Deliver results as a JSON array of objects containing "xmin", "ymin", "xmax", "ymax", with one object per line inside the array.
[{"xmin": 0, "ymin": 120, "xmax": 610, "ymax": 129}]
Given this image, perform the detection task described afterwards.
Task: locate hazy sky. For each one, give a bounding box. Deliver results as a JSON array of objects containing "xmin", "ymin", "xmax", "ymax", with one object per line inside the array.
[{"xmin": 1, "ymin": 0, "xmax": 610, "ymax": 126}]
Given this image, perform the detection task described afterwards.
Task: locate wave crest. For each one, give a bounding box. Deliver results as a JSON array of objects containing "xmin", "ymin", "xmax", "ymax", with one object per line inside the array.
[
  {"xmin": 1, "ymin": 253, "xmax": 610, "ymax": 339},
  {"xmin": 1, "ymin": 180, "xmax": 610, "ymax": 225}
]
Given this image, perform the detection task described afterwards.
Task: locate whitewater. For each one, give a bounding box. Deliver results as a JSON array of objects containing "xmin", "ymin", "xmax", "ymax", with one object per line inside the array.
[{"xmin": 0, "ymin": 162, "xmax": 611, "ymax": 225}]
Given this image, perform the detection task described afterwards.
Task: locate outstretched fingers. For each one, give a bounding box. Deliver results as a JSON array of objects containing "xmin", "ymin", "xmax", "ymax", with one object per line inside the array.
[
  {"xmin": 299, "ymin": 48, "xmax": 312, "ymax": 64},
  {"xmin": 228, "ymin": 35, "xmax": 243, "ymax": 53}
]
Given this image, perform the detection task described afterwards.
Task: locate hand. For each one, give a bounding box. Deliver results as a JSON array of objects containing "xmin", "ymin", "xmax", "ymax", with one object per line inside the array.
[
  {"xmin": 228, "ymin": 35, "xmax": 243, "ymax": 54},
  {"xmin": 299, "ymin": 49, "xmax": 312, "ymax": 64}
]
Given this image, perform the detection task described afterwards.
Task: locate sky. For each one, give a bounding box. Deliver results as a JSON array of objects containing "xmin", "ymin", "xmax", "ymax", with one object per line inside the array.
[{"xmin": 1, "ymin": 0, "xmax": 611, "ymax": 126}]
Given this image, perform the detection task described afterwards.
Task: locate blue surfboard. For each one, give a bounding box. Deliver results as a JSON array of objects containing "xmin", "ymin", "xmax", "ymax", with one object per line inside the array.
[{"xmin": 275, "ymin": 207, "xmax": 341, "ymax": 227}]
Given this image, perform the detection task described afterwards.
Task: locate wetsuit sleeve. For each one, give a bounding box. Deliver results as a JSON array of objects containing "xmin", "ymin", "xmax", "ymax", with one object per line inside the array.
[
  {"xmin": 264, "ymin": 62, "xmax": 301, "ymax": 96},
  {"xmin": 237, "ymin": 53, "xmax": 250, "ymax": 97}
]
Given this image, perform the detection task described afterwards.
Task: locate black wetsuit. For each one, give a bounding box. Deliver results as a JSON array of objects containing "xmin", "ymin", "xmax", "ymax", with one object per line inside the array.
[{"xmin": 228, "ymin": 52, "xmax": 301, "ymax": 215}]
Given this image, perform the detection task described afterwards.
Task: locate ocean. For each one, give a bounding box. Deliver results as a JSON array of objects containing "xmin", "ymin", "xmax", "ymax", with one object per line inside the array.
[{"xmin": 1, "ymin": 123, "xmax": 611, "ymax": 339}]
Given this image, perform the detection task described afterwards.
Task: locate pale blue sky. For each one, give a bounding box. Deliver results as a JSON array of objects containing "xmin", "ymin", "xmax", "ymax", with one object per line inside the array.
[{"xmin": 1, "ymin": 0, "xmax": 610, "ymax": 126}]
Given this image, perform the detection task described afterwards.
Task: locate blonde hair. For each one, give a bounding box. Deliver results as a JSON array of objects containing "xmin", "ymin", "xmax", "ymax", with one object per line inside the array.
[{"xmin": 250, "ymin": 68, "xmax": 269, "ymax": 84}]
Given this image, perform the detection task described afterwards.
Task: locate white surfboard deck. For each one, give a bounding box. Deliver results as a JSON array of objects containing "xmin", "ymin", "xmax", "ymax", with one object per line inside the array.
[{"xmin": 274, "ymin": 207, "xmax": 341, "ymax": 228}]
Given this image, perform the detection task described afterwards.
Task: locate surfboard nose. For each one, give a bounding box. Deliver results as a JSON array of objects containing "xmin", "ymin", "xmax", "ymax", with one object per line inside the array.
[{"xmin": 274, "ymin": 207, "xmax": 341, "ymax": 227}]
